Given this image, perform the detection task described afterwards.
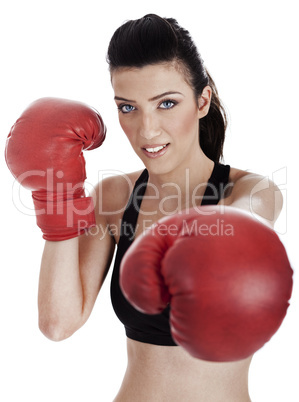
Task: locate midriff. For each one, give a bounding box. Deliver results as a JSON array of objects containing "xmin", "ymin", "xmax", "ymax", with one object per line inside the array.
[{"xmin": 113, "ymin": 338, "xmax": 252, "ymax": 401}]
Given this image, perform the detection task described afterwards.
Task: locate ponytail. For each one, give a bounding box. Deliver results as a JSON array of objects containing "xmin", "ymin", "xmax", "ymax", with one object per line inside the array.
[{"xmin": 199, "ymin": 70, "xmax": 227, "ymax": 162}]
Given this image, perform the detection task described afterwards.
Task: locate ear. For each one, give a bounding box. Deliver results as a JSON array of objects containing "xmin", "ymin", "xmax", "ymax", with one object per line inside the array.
[{"xmin": 197, "ymin": 86, "xmax": 212, "ymax": 119}]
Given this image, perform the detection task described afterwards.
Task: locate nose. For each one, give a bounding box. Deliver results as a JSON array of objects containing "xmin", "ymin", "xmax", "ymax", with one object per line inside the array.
[{"xmin": 138, "ymin": 113, "xmax": 161, "ymax": 140}]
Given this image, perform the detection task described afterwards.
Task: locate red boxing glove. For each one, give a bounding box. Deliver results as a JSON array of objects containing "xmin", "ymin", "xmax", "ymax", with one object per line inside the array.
[
  {"xmin": 5, "ymin": 97, "xmax": 106, "ymax": 241},
  {"xmin": 120, "ymin": 206, "xmax": 293, "ymax": 362}
]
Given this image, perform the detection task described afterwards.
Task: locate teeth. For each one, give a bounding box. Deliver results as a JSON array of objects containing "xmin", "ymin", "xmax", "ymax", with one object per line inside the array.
[{"xmin": 145, "ymin": 144, "xmax": 167, "ymax": 153}]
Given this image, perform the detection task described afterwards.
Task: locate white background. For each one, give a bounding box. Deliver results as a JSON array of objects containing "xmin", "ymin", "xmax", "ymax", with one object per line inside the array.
[{"xmin": 1, "ymin": 0, "xmax": 298, "ymax": 401}]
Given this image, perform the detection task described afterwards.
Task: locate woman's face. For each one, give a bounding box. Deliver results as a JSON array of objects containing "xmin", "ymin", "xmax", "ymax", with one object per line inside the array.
[{"xmin": 111, "ymin": 62, "xmax": 210, "ymax": 175}]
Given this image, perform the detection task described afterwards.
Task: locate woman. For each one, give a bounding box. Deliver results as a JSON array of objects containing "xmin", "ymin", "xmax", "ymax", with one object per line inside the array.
[{"xmin": 8, "ymin": 14, "xmax": 285, "ymax": 402}]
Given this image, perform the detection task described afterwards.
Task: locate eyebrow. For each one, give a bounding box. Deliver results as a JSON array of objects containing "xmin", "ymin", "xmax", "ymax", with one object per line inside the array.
[{"xmin": 114, "ymin": 91, "xmax": 184, "ymax": 103}]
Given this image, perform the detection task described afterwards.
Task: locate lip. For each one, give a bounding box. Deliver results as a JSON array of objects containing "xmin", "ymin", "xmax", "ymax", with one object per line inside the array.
[{"xmin": 141, "ymin": 143, "xmax": 170, "ymax": 159}]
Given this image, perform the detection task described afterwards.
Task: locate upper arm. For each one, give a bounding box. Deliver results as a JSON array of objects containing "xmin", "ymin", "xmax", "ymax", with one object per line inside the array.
[
  {"xmin": 77, "ymin": 172, "xmax": 136, "ymax": 322},
  {"xmin": 220, "ymin": 169, "xmax": 283, "ymax": 229},
  {"xmin": 78, "ymin": 179, "xmax": 116, "ymax": 322}
]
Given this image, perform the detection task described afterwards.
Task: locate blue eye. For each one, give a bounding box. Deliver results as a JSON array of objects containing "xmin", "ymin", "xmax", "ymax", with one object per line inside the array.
[
  {"xmin": 119, "ymin": 104, "xmax": 135, "ymax": 114},
  {"xmin": 159, "ymin": 100, "xmax": 176, "ymax": 109}
]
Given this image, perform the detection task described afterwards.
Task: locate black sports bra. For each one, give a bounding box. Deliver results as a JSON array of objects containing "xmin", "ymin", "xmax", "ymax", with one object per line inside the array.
[{"xmin": 110, "ymin": 163, "xmax": 230, "ymax": 346}]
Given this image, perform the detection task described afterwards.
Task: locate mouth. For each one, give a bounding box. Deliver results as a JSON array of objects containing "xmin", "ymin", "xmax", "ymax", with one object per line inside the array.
[{"xmin": 141, "ymin": 143, "xmax": 170, "ymax": 158}]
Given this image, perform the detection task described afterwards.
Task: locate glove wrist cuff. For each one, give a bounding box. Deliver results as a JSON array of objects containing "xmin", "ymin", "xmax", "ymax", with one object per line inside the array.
[{"xmin": 33, "ymin": 196, "xmax": 96, "ymax": 241}]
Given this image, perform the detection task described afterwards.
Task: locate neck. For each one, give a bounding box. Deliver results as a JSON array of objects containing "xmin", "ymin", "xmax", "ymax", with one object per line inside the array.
[{"xmin": 145, "ymin": 150, "xmax": 215, "ymax": 211}]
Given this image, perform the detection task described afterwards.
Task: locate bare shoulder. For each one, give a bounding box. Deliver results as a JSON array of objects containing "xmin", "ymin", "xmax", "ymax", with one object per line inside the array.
[
  {"xmin": 94, "ymin": 169, "xmax": 144, "ymax": 215},
  {"xmin": 222, "ymin": 167, "xmax": 283, "ymax": 228},
  {"xmin": 228, "ymin": 167, "xmax": 281, "ymax": 195},
  {"xmin": 228, "ymin": 167, "xmax": 251, "ymax": 183},
  {"xmin": 91, "ymin": 169, "xmax": 144, "ymax": 244}
]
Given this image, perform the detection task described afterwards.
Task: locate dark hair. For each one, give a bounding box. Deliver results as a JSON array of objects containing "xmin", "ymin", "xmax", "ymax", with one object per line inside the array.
[{"xmin": 107, "ymin": 14, "xmax": 227, "ymax": 162}]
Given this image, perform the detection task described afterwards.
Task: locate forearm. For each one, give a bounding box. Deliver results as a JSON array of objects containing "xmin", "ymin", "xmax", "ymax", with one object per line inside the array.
[{"xmin": 38, "ymin": 237, "xmax": 85, "ymax": 340}]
